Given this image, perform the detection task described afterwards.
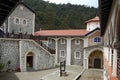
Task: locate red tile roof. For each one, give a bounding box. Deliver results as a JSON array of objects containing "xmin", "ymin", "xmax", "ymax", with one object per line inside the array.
[
  {"xmin": 85, "ymin": 16, "xmax": 99, "ymax": 23},
  {"xmin": 34, "ymin": 29, "xmax": 89, "ymax": 37}
]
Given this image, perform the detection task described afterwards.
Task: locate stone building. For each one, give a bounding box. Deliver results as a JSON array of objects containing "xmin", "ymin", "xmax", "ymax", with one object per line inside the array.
[
  {"xmin": 35, "ymin": 16, "xmax": 104, "ymax": 69},
  {"xmin": 0, "ymin": 2, "xmax": 55, "ymax": 72},
  {"xmin": 0, "ymin": 1, "xmax": 103, "ymax": 72},
  {"xmin": 2, "ymin": 2, "xmax": 35, "ymax": 34}
]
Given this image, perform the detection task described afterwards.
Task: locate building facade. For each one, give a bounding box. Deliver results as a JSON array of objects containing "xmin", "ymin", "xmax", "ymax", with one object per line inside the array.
[
  {"xmin": 99, "ymin": 0, "xmax": 120, "ymax": 80},
  {"xmin": 35, "ymin": 16, "xmax": 104, "ymax": 69},
  {"xmin": 0, "ymin": 2, "xmax": 55, "ymax": 72},
  {"xmin": 2, "ymin": 2, "xmax": 35, "ymax": 34},
  {"xmin": 0, "ymin": 2, "xmax": 104, "ymax": 72}
]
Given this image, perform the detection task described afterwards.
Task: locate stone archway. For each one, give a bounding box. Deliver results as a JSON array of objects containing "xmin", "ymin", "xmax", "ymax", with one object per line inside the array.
[{"xmin": 88, "ymin": 50, "xmax": 103, "ymax": 69}]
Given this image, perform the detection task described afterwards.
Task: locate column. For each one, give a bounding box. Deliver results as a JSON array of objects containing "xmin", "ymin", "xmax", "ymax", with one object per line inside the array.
[
  {"xmin": 112, "ymin": 49, "xmax": 117, "ymax": 76},
  {"xmin": 83, "ymin": 49, "xmax": 86, "ymax": 69},
  {"xmin": 109, "ymin": 48, "xmax": 112, "ymax": 66},
  {"xmin": 66, "ymin": 38, "xmax": 71, "ymax": 65},
  {"xmin": 55, "ymin": 38, "xmax": 58, "ymax": 64}
]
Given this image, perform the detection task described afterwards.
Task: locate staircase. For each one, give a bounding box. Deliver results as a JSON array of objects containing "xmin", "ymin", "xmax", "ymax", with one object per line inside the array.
[{"xmin": 3, "ymin": 33, "xmax": 55, "ymax": 54}]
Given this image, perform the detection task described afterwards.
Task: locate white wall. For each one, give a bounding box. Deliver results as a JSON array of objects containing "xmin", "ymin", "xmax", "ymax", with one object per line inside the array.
[{"xmin": 86, "ymin": 22, "xmax": 100, "ymax": 31}]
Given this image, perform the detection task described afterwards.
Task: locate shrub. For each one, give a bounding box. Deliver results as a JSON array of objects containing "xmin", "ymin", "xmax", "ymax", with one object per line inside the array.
[{"xmin": 0, "ymin": 63, "xmax": 4, "ymax": 71}]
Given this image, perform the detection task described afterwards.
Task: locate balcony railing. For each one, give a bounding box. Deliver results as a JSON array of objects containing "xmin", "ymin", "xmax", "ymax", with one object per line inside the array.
[{"xmin": 0, "ymin": 33, "xmax": 55, "ymax": 54}]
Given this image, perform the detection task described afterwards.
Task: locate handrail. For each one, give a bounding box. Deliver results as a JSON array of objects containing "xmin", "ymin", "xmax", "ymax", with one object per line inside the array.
[{"xmin": 1, "ymin": 33, "xmax": 55, "ymax": 54}]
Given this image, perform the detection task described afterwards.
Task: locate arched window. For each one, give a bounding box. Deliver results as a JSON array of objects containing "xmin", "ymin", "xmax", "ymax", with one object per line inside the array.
[
  {"xmin": 14, "ymin": 17, "xmax": 20, "ymax": 24},
  {"xmin": 22, "ymin": 19, "xmax": 27, "ymax": 25}
]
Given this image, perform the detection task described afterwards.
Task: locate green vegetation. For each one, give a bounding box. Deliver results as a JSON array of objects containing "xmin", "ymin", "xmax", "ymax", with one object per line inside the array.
[
  {"xmin": 23, "ymin": 0, "xmax": 98, "ymax": 31},
  {"xmin": 0, "ymin": 63, "xmax": 4, "ymax": 71}
]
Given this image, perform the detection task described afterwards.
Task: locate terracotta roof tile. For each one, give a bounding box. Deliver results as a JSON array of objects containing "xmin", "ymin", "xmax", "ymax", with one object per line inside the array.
[
  {"xmin": 85, "ymin": 16, "xmax": 99, "ymax": 23},
  {"xmin": 34, "ymin": 29, "xmax": 89, "ymax": 37}
]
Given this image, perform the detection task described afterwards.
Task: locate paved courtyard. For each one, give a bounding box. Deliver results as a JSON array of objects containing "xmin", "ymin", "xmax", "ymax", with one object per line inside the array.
[
  {"xmin": 0, "ymin": 66, "xmax": 103, "ymax": 80},
  {"xmin": 0, "ymin": 65, "xmax": 83, "ymax": 80},
  {"xmin": 79, "ymin": 69, "xmax": 103, "ymax": 80}
]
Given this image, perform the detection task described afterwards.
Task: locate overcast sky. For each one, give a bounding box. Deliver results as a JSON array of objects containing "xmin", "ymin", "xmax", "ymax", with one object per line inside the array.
[{"xmin": 43, "ymin": 0, "xmax": 98, "ymax": 8}]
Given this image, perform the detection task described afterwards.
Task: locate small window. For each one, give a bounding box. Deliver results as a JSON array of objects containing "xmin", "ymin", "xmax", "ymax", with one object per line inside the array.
[
  {"xmin": 74, "ymin": 51, "xmax": 81, "ymax": 59},
  {"xmin": 60, "ymin": 50, "xmax": 65, "ymax": 57},
  {"xmin": 75, "ymin": 39, "xmax": 80, "ymax": 45},
  {"xmin": 14, "ymin": 17, "xmax": 20, "ymax": 24},
  {"xmin": 60, "ymin": 39, "xmax": 65, "ymax": 44},
  {"xmin": 49, "ymin": 39, "xmax": 53, "ymax": 44},
  {"xmin": 22, "ymin": 19, "xmax": 27, "ymax": 25},
  {"xmin": 94, "ymin": 37, "xmax": 101, "ymax": 42}
]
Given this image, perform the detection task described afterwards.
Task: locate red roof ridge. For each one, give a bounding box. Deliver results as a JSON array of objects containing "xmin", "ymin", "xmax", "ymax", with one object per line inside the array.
[{"xmin": 85, "ymin": 16, "xmax": 99, "ymax": 23}]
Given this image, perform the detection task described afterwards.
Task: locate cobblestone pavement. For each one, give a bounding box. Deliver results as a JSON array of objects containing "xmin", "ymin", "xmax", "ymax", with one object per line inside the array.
[
  {"xmin": 0, "ymin": 65, "xmax": 84, "ymax": 80},
  {"xmin": 79, "ymin": 69, "xmax": 103, "ymax": 80}
]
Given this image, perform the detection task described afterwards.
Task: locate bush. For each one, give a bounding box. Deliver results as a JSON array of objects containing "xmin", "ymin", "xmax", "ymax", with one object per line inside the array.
[{"xmin": 0, "ymin": 63, "xmax": 4, "ymax": 71}]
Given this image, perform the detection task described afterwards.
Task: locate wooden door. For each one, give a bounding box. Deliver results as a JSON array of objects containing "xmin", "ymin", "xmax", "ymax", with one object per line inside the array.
[{"xmin": 94, "ymin": 58, "xmax": 101, "ymax": 68}]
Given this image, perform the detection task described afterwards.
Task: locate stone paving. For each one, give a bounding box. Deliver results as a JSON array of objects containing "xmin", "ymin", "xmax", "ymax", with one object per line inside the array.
[
  {"xmin": 0, "ymin": 66, "xmax": 103, "ymax": 80},
  {"xmin": 40, "ymin": 65, "xmax": 84, "ymax": 80},
  {"xmin": 0, "ymin": 65, "xmax": 83, "ymax": 80},
  {"xmin": 79, "ymin": 69, "xmax": 103, "ymax": 80}
]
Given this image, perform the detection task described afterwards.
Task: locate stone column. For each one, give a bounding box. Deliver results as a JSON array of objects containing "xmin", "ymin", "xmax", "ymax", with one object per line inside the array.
[
  {"xmin": 83, "ymin": 49, "xmax": 86, "ymax": 69},
  {"xmin": 109, "ymin": 48, "xmax": 112, "ymax": 66},
  {"xmin": 55, "ymin": 38, "xmax": 58, "ymax": 65},
  {"xmin": 112, "ymin": 49, "xmax": 117, "ymax": 76},
  {"xmin": 66, "ymin": 38, "xmax": 71, "ymax": 65}
]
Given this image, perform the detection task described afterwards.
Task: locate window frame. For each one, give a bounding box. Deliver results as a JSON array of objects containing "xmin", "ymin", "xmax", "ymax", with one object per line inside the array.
[
  {"xmin": 60, "ymin": 50, "xmax": 65, "ymax": 57},
  {"xmin": 75, "ymin": 39, "xmax": 80, "ymax": 45},
  {"xmin": 60, "ymin": 39, "xmax": 65, "ymax": 44},
  {"xmin": 14, "ymin": 17, "xmax": 20, "ymax": 24},
  {"xmin": 49, "ymin": 39, "xmax": 53, "ymax": 44},
  {"xmin": 93, "ymin": 37, "xmax": 101, "ymax": 43},
  {"xmin": 22, "ymin": 18, "xmax": 27, "ymax": 25},
  {"xmin": 74, "ymin": 51, "xmax": 81, "ymax": 59}
]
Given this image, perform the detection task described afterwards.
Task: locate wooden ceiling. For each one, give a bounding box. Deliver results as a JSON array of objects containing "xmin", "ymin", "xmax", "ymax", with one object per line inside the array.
[
  {"xmin": 0, "ymin": 0, "xmax": 20, "ymax": 26},
  {"xmin": 99, "ymin": 0, "xmax": 113, "ymax": 36}
]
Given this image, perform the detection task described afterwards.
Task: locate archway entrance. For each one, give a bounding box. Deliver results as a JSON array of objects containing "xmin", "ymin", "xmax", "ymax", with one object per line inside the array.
[
  {"xmin": 88, "ymin": 50, "xmax": 103, "ymax": 69},
  {"xmin": 26, "ymin": 52, "xmax": 34, "ymax": 71}
]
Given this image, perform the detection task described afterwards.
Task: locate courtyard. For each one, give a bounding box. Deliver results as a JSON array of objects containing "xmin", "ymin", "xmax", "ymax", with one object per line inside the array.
[{"xmin": 0, "ymin": 65, "xmax": 103, "ymax": 80}]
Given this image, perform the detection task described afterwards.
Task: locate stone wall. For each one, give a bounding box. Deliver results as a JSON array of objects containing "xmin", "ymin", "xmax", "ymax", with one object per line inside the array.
[
  {"xmin": 71, "ymin": 39, "xmax": 84, "ymax": 65},
  {"xmin": 84, "ymin": 46, "xmax": 103, "ymax": 69},
  {"xmin": 0, "ymin": 39, "xmax": 19, "ymax": 71},
  {"xmin": 0, "ymin": 38, "xmax": 55, "ymax": 72},
  {"xmin": 57, "ymin": 39, "xmax": 67, "ymax": 63},
  {"xmin": 20, "ymin": 39, "xmax": 55, "ymax": 71}
]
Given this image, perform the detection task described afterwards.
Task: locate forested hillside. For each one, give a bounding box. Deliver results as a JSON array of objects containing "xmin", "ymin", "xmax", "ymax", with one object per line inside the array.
[{"xmin": 23, "ymin": 0, "xmax": 98, "ymax": 31}]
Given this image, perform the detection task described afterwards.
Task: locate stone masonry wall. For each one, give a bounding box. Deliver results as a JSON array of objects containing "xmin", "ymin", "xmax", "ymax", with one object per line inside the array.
[
  {"xmin": 71, "ymin": 39, "xmax": 84, "ymax": 65},
  {"xmin": 20, "ymin": 40, "xmax": 55, "ymax": 71},
  {"xmin": 0, "ymin": 39, "xmax": 55, "ymax": 72},
  {"xmin": 0, "ymin": 39, "xmax": 19, "ymax": 71}
]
